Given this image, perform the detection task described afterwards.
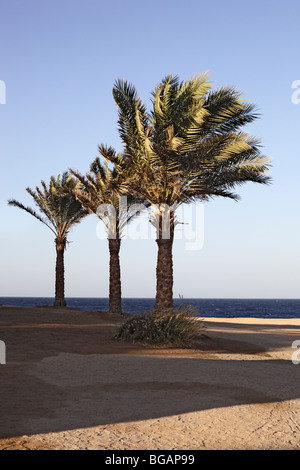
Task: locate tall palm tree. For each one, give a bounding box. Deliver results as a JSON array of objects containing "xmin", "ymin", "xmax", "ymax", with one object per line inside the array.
[
  {"xmin": 110, "ymin": 74, "xmax": 272, "ymax": 312},
  {"xmin": 70, "ymin": 149, "xmax": 148, "ymax": 314},
  {"xmin": 8, "ymin": 172, "xmax": 88, "ymax": 307}
]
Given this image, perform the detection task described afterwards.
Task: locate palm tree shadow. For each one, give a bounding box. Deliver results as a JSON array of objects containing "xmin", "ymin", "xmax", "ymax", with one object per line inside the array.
[{"xmin": 0, "ymin": 353, "xmax": 299, "ymax": 439}]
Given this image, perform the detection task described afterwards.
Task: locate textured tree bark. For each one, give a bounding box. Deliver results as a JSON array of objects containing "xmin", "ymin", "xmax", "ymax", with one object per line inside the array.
[
  {"xmin": 154, "ymin": 222, "xmax": 174, "ymax": 313},
  {"xmin": 108, "ymin": 238, "xmax": 122, "ymax": 314},
  {"xmin": 54, "ymin": 237, "xmax": 67, "ymax": 307}
]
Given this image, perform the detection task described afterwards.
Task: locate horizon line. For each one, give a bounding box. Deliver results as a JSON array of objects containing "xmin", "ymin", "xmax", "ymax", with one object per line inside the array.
[{"xmin": 1, "ymin": 296, "xmax": 299, "ymax": 301}]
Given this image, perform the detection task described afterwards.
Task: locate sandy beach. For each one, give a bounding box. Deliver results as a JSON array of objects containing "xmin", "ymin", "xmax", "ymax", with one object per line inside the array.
[{"xmin": 0, "ymin": 305, "xmax": 300, "ymax": 450}]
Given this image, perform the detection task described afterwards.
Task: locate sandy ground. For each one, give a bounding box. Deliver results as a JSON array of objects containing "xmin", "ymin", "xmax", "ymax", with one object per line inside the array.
[{"xmin": 0, "ymin": 305, "xmax": 300, "ymax": 450}]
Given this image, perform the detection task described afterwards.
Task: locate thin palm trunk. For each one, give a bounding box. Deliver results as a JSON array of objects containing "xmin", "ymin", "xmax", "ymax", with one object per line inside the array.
[
  {"xmin": 8, "ymin": 173, "xmax": 87, "ymax": 309},
  {"xmin": 54, "ymin": 237, "xmax": 67, "ymax": 307},
  {"xmin": 108, "ymin": 238, "xmax": 122, "ymax": 314},
  {"xmin": 154, "ymin": 219, "xmax": 174, "ymax": 312}
]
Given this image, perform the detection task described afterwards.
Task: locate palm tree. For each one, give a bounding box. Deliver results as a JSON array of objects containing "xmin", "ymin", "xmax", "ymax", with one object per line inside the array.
[
  {"xmin": 110, "ymin": 74, "xmax": 272, "ymax": 312},
  {"xmin": 8, "ymin": 172, "xmax": 88, "ymax": 307},
  {"xmin": 70, "ymin": 149, "xmax": 148, "ymax": 314}
]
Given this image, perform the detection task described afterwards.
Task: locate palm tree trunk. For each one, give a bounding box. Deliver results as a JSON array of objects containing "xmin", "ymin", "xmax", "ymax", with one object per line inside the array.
[
  {"xmin": 108, "ymin": 238, "xmax": 122, "ymax": 314},
  {"xmin": 54, "ymin": 237, "xmax": 67, "ymax": 307},
  {"xmin": 154, "ymin": 219, "xmax": 174, "ymax": 313}
]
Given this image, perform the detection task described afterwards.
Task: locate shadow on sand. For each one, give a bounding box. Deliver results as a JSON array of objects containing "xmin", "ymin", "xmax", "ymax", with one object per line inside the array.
[{"xmin": 0, "ymin": 307, "xmax": 299, "ymax": 440}]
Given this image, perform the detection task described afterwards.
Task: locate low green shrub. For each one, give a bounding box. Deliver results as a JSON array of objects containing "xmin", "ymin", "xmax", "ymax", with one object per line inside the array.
[{"xmin": 114, "ymin": 305, "xmax": 202, "ymax": 346}]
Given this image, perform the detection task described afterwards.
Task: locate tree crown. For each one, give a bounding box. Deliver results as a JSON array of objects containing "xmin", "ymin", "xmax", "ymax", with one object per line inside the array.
[
  {"xmin": 8, "ymin": 172, "xmax": 88, "ymax": 240},
  {"xmin": 110, "ymin": 74, "xmax": 271, "ymax": 209}
]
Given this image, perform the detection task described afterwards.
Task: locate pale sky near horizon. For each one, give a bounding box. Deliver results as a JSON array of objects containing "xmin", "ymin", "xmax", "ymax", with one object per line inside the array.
[{"xmin": 0, "ymin": 0, "xmax": 299, "ymax": 299}]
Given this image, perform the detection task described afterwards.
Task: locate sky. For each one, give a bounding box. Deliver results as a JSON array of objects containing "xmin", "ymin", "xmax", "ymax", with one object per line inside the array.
[{"xmin": 0, "ymin": 0, "xmax": 299, "ymax": 299}]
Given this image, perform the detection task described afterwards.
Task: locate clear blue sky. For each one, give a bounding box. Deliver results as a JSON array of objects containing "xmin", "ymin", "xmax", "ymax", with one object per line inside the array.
[{"xmin": 0, "ymin": 0, "xmax": 299, "ymax": 299}]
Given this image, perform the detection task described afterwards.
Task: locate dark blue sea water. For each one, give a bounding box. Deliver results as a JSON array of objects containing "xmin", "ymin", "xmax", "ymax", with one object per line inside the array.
[{"xmin": 0, "ymin": 297, "xmax": 300, "ymax": 319}]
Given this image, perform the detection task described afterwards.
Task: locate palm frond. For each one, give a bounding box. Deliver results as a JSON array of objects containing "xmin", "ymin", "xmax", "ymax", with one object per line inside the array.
[
  {"xmin": 7, "ymin": 199, "xmax": 57, "ymax": 234},
  {"xmin": 113, "ymin": 79, "xmax": 150, "ymax": 158},
  {"xmin": 203, "ymin": 87, "xmax": 259, "ymax": 135}
]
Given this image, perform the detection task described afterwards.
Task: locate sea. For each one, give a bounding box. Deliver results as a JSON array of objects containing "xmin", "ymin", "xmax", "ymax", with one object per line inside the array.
[{"xmin": 0, "ymin": 297, "xmax": 300, "ymax": 319}]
